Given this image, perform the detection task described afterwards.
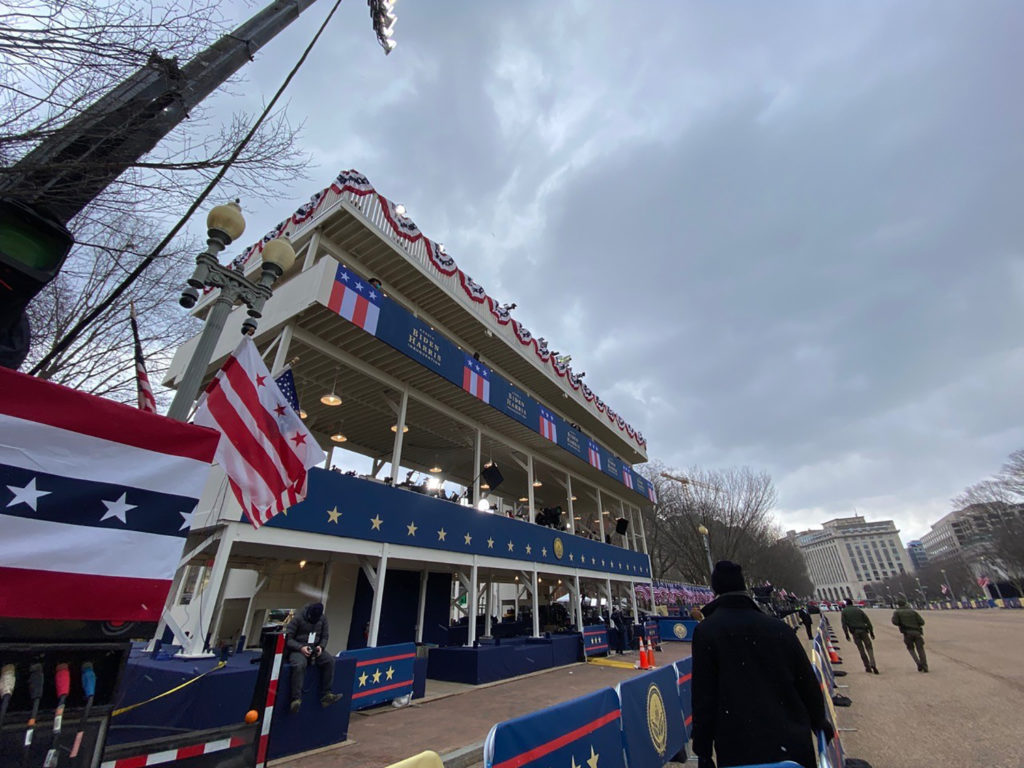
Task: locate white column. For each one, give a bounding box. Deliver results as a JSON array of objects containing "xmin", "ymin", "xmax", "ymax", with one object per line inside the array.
[
  {"xmin": 240, "ymin": 576, "xmax": 269, "ymax": 649},
  {"xmin": 484, "ymin": 580, "xmax": 493, "ymax": 636},
  {"xmin": 566, "ymin": 474, "xmax": 576, "ymax": 535},
  {"xmin": 532, "ymin": 570, "xmax": 540, "ymax": 637},
  {"xmin": 636, "ymin": 504, "xmax": 649, "ymax": 555},
  {"xmin": 416, "ymin": 569, "xmax": 429, "ymax": 643},
  {"xmin": 605, "ymin": 578, "xmax": 613, "ymax": 615},
  {"xmin": 527, "ymin": 455, "xmax": 536, "ymax": 523},
  {"xmin": 367, "ymin": 544, "xmax": 390, "ymax": 647},
  {"xmin": 389, "ymin": 390, "xmax": 409, "ymax": 485},
  {"xmin": 181, "ymin": 530, "xmax": 234, "ymax": 657},
  {"xmin": 302, "ymin": 228, "xmax": 321, "ymax": 272},
  {"xmin": 629, "ymin": 507, "xmax": 640, "ymax": 550},
  {"xmin": 473, "ymin": 429, "xmax": 482, "ymax": 503},
  {"xmin": 467, "ymin": 560, "xmax": 479, "ymax": 646},
  {"xmin": 574, "ymin": 574, "xmax": 584, "ymax": 630},
  {"xmin": 596, "ymin": 488, "xmax": 606, "ymax": 541},
  {"xmin": 269, "ymin": 323, "xmax": 294, "ymax": 376},
  {"xmin": 630, "ymin": 581, "xmax": 639, "ymax": 625}
]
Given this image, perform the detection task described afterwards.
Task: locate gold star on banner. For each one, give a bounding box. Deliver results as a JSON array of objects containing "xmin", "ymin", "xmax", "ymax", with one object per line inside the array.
[
  {"xmin": 587, "ymin": 745, "xmax": 600, "ymax": 768},
  {"xmin": 569, "ymin": 553, "xmax": 575, "ymax": 562},
  {"xmin": 541, "ymin": 547, "xmax": 547, "ymax": 557},
  {"xmin": 327, "ymin": 507, "xmax": 341, "ymax": 524},
  {"xmin": 464, "ymin": 533, "xmax": 472, "ymax": 545},
  {"xmin": 438, "ymin": 528, "xmax": 447, "ymax": 541},
  {"xmin": 601, "ymin": 559, "xmax": 606, "ymax": 567},
  {"xmin": 407, "ymin": 521, "xmax": 417, "ymax": 536},
  {"xmin": 386, "ymin": 666, "xmax": 395, "ymax": 681},
  {"xmin": 507, "ymin": 541, "xmax": 514, "ymax": 552},
  {"xmin": 487, "ymin": 537, "xmax": 494, "ymax": 549},
  {"xmin": 358, "ymin": 671, "xmax": 368, "ymax": 687},
  {"xmin": 591, "ymin": 557, "xmax": 597, "ymax": 565},
  {"xmin": 525, "ymin": 544, "xmax": 532, "ymax": 555},
  {"xmin": 372, "ymin": 668, "xmax": 382, "ymax": 684},
  {"xmin": 370, "ymin": 514, "xmax": 383, "ymax": 531},
  {"xmin": 571, "ymin": 757, "xmax": 581, "ymax": 768}
]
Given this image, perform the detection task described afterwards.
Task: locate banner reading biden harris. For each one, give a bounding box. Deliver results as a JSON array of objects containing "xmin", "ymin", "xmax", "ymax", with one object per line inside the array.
[{"xmin": 320, "ymin": 264, "xmax": 655, "ymax": 503}]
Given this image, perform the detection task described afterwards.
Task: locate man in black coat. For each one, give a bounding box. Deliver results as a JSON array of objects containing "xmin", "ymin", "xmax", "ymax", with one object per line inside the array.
[
  {"xmin": 285, "ymin": 602, "xmax": 342, "ymax": 712},
  {"xmin": 692, "ymin": 562, "xmax": 833, "ymax": 768}
]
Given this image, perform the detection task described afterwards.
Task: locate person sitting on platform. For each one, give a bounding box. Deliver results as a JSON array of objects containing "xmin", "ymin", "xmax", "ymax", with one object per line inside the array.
[{"xmin": 286, "ymin": 602, "xmax": 342, "ymax": 712}]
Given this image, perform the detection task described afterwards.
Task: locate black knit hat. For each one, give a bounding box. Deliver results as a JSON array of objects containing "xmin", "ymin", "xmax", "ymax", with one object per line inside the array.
[{"xmin": 710, "ymin": 561, "xmax": 746, "ymax": 595}]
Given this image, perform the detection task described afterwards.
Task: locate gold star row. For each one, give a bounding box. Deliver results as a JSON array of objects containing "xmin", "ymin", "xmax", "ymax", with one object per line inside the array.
[
  {"xmin": 569, "ymin": 745, "xmax": 601, "ymax": 768},
  {"xmin": 356, "ymin": 665, "xmax": 397, "ymax": 687}
]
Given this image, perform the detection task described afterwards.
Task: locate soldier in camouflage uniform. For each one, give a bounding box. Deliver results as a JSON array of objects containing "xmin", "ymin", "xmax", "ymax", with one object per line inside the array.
[
  {"xmin": 891, "ymin": 596, "xmax": 928, "ymax": 672},
  {"xmin": 840, "ymin": 599, "xmax": 878, "ymax": 673}
]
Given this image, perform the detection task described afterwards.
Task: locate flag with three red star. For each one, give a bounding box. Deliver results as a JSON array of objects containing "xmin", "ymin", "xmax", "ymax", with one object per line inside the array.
[{"xmin": 194, "ymin": 337, "xmax": 325, "ymax": 529}]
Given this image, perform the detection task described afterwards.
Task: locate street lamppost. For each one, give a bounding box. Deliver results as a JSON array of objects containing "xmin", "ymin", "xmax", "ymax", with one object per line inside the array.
[
  {"xmin": 697, "ymin": 524, "xmax": 714, "ymax": 582},
  {"xmin": 940, "ymin": 568, "xmax": 957, "ymax": 606},
  {"xmin": 915, "ymin": 577, "xmax": 926, "ymax": 607},
  {"xmin": 885, "ymin": 585, "xmax": 892, "ymax": 608},
  {"xmin": 167, "ymin": 201, "xmax": 296, "ymax": 421}
]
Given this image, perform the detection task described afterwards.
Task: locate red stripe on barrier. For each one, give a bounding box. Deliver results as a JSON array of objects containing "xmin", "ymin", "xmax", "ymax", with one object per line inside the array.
[
  {"xmin": 492, "ymin": 709, "xmax": 621, "ymax": 768},
  {"xmin": 177, "ymin": 743, "xmax": 206, "ymax": 759},
  {"xmin": 112, "ymin": 757, "xmax": 147, "ymax": 768},
  {"xmin": 351, "ymin": 679, "xmax": 415, "ymax": 699},
  {"xmin": 677, "ymin": 673, "xmax": 692, "ymax": 685},
  {"xmin": 230, "ymin": 735, "xmax": 248, "ymax": 748},
  {"xmin": 355, "ymin": 652, "xmax": 417, "ymax": 666}
]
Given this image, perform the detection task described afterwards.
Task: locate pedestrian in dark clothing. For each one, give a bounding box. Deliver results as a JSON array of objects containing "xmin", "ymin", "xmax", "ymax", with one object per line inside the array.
[
  {"xmin": 891, "ymin": 597, "xmax": 928, "ymax": 672},
  {"xmin": 840, "ymin": 600, "xmax": 878, "ymax": 673},
  {"xmin": 798, "ymin": 607, "xmax": 813, "ymax": 640},
  {"xmin": 285, "ymin": 602, "xmax": 343, "ymax": 711},
  {"xmin": 692, "ymin": 562, "xmax": 833, "ymax": 768}
]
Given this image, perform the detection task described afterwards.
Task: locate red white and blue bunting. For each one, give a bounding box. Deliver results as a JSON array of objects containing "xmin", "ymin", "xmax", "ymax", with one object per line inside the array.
[
  {"xmin": 233, "ymin": 169, "xmax": 647, "ymax": 449},
  {"xmin": 635, "ymin": 581, "xmax": 714, "ymax": 606}
]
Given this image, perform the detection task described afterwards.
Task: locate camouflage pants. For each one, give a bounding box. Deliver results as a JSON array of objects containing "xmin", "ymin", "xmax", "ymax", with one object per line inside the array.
[
  {"xmin": 903, "ymin": 630, "xmax": 927, "ymax": 671},
  {"xmin": 852, "ymin": 629, "xmax": 876, "ymax": 670}
]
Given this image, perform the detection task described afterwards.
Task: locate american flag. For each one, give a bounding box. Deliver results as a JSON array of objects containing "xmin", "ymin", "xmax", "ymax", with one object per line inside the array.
[
  {"xmin": 0, "ymin": 366, "xmax": 218, "ymax": 622},
  {"xmin": 587, "ymin": 440, "xmax": 602, "ymax": 469},
  {"xmin": 328, "ymin": 265, "xmax": 381, "ymax": 335},
  {"xmin": 646, "ymin": 483, "xmax": 657, "ymax": 504},
  {"xmin": 462, "ymin": 355, "xmax": 491, "ymax": 403},
  {"xmin": 978, "ymin": 576, "xmax": 991, "ymax": 588},
  {"xmin": 129, "ymin": 302, "xmax": 157, "ymax": 413},
  {"xmin": 274, "ymin": 366, "xmax": 300, "ymax": 413},
  {"xmin": 621, "ymin": 467, "xmax": 634, "ymax": 490},
  {"xmin": 194, "ymin": 338, "xmax": 325, "ymax": 529},
  {"xmin": 538, "ymin": 406, "xmax": 558, "ymax": 443}
]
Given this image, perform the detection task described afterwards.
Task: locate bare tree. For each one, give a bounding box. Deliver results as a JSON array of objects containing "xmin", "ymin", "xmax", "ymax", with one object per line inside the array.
[{"xmin": 2, "ymin": 0, "xmax": 309, "ymax": 379}]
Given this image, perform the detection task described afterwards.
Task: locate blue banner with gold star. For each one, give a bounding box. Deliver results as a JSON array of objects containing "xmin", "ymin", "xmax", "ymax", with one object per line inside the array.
[
  {"xmin": 268, "ymin": 469, "xmax": 653, "ymax": 579},
  {"xmin": 338, "ymin": 642, "xmax": 416, "ymax": 710},
  {"xmin": 484, "ymin": 687, "xmax": 624, "ymax": 768},
  {"xmin": 583, "ymin": 625, "xmax": 609, "ymax": 657},
  {"xmin": 617, "ymin": 666, "xmax": 685, "ymax": 767}
]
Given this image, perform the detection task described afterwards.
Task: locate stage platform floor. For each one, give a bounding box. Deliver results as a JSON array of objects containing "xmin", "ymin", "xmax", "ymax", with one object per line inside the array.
[{"xmin": 281, "ymin": 643, "xmax": 695, "ymax": 768}]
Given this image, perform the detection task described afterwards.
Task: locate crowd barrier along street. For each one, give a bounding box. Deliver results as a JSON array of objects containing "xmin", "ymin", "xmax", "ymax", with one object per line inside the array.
[
  {"xmin": 811, "ymin": 618, "xmax": 846, "ymax": 768},
  {"xmin": 339, "ymin": 642, "xmax": 416, "ymax": 710},
  {"xmin": 617, "ymin": 666, "xmax": 686, "ymax": 766},
  {"xmin": 483, "ymin": 687, "xmax": 624, "ymax": 768},
  {"xmin": 583, "ymin": 625, "xmax": 611, "ymax": 658},
  {"xmin": 672, "ymin": 657, "xmax": 694, "ymax": 740}
]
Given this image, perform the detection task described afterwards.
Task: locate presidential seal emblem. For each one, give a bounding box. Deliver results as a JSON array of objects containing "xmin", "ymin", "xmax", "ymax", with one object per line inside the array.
[
  {"xmin": 673, "ymin": 622, "xmax": 688, "ymax": 640},
  {"xmin": 647, "ymin": 683, "xmax": 668, "ymax": 756},
  {"xmin": 553, "ymin": 537, "xmax": 564, "ymax": 560}
]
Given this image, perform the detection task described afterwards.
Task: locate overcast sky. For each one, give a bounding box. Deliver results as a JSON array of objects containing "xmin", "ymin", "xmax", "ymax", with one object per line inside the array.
[{"xmin": 210, "ymin": 1, "xmax": 1024, "ymax": 542}]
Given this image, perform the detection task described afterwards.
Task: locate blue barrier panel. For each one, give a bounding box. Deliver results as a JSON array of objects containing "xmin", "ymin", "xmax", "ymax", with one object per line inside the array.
[
  {"xmin": 339, "ymin": 642, "xmax": 416, "ymax": 710},
  {"xmin": 672, "ymin": 657, "xmax": 693, "ymax": 740},
  {"xmin": 617, "ymin": 666, "xmax": 685, "ymax": 767},
  {"xmin": 583, "ymin": 624, "xmax": 610, "ymax": 657},
  {"xmin": 483, "ymin": 687, "xmax": 624, "ymax": 768},
  {"xmin": 810, "ymin": 658, "xmax": 845, "ymax": 768},
  {"xmin": 658, "ymin": 618, "xmax": 697, "ymax": 642},
  {"xmin": 269, "ymin": 655, "xmax": 355, "ymax": 759}
]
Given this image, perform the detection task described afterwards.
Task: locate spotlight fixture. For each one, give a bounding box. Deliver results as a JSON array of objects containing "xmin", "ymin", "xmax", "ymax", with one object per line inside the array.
[
  {"xmin": 428, "ymin": 462, "xmax": 443, "ymax": 474},
  {"xmin": 391, "ymin": 424, "xmax": 409, "ymax": 433},
  {"xmin": 476, "ymin": 498, "xmax": 491, "ymax": 512},
  {"xmin": 532, "ymin": 480, "xmax": 543, "ymax": 488},
  {"xmin": 480, "ymin": 482, "xmax": 490, "ymax": 490},
  {"xmin": 320, "ymin": 370, "xmax": 342, "ymax": 406},
  {"xmin": 518, "ymin": 497, "xmax": 528, "ymax": 502},
  {"xmin": 395, "ymin": 203, "xmax": 406, "ymax": 216},
  {"xmin": 330, "ymin": 422, "xmax": 347, "ymax": 443},
  {"xmin": 299, "ymin": 560, "xmax": 307, "ymax": 569},
  {"xmin": 571, "ymin": 495, "xmax": 577, "ymax": 501},
  {"xmin": 299, "ymin": 408, "xmax": 308, "ymax": 420}
]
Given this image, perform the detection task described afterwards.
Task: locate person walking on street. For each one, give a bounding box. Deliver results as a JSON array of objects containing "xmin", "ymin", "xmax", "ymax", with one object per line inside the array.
[
  {"xmin": 798, "ymin": 606, "xmax": 813, "ymax": 640},
  {"xmin": 692, "ymin": 561, "xmax": 833, "ymax": 768},
  {"xmin": 891, "ymin": 596, "xmax": 928, "ymax": 672},
  {"xmin": 285, "ymin": 602, "xmax": 343, "ymax": 711},
  {"xmin": 840, "ymin": 599, "xmax": 878, "ymax": 674}
]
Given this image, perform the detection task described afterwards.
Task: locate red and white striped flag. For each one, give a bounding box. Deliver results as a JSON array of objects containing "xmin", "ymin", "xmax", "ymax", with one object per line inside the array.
[
  {"xmin": 194, "ymin": 338, "xmax": 325, "ymax": 529},
  {"xmin": 130, "ymin": 302, "xmax": 157, "ymax": 413}
]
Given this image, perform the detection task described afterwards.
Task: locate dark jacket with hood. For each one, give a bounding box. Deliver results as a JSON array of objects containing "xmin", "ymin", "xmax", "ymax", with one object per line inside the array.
[
  {"xmin": 691, "ymin": 593, "xmax": 828, "ymax": 768},
  {"xmin": 285, "ymin": 602, "xmax": 329, "ymax": 653}
]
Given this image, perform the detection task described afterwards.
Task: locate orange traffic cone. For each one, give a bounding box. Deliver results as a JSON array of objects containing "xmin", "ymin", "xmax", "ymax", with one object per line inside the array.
[
  {"xmin": 826, "ymin": 637, "xmax": 842, "ymax": 665},
  {"xmin": 638, "ymin": 638, "xmax": 650, "ymax": 670},
  {"xmin": 646, "ymin": 638, "xmax": 657, "ymax": 668}
]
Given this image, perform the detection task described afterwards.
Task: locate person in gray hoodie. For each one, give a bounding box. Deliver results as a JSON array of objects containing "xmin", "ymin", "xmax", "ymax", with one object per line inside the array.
[{"xmin": 285, "ymin": 602, "xmax": 343, "ymax": 711}]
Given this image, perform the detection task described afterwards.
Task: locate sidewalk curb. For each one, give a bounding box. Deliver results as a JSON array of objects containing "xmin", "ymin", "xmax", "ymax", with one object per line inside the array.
[{"xmin": 442, "ymin": 741, "xmax": 483, "ymax": 768}]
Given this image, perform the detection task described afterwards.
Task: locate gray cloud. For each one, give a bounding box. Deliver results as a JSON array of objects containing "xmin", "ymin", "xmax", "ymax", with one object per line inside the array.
[{"xmin": 214, "ymin": 1, "xmax": 1024, "ymax": 540}]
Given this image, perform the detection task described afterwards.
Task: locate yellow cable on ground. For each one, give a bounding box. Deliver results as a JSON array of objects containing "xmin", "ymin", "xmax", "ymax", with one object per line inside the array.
[
  {"xmin": 587, "ymin": 657, "xmax": 639, "ymax": 670},
  {"xmin": 112, "ymin": 661, "xmax": 227, "ymax": 716}
]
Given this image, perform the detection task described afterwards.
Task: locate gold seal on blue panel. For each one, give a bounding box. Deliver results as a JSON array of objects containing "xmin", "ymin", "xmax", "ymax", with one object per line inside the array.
[
  {"xmin": 647, "ymin": 682, "xmax": 668, "ymax": 756},
  {"xmin": 673, "ymin": 622, "xmax": 687, "ymax": 639},
  {"xmin": 553, "ymin": 537, "xmax": 564, "ymax": 560}
]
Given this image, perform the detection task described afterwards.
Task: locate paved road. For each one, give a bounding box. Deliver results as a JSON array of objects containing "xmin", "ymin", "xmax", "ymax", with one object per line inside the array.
[
  {"xmin": 288, "ymin": 610, "xmax": 1024, "ymax": 768},
  {"xmin": 831, "ymin": 608, "xmax": 1024, "ymax": 768}
]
